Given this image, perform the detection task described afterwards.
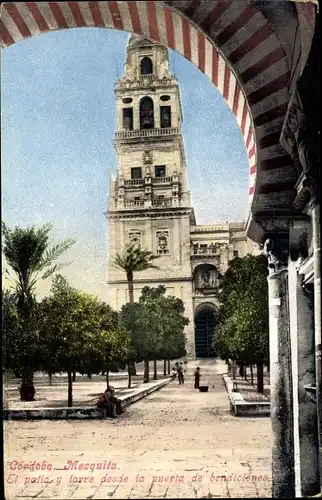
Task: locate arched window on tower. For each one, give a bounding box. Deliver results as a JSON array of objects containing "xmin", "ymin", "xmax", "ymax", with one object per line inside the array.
[
  {"xmin": 160, "ymin": 106, "xmax": 171, "ymax": 128},
  {"xmin": 140, "ymin": 57, "xmax": 153, "ymax": 75},
  {"xmin": 123, "ymin": 108, "xmax": 133, "ymax": 130},
  {"xmin": 140, "ymin": 97, "xmax": 154, "ymax": 129}
]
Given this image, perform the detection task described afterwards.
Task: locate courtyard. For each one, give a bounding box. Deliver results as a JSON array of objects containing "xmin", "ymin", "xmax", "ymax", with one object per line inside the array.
[{"xmin": 4, "ymin": 359, "xmax": 271, "ymax": 499}]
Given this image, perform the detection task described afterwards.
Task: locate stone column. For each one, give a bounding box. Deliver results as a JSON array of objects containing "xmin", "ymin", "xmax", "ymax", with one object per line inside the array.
[
  {"xmin": 265, "ymin": 237, "xmax": 295, "ymax": 498},
  {"xmin": 311, "ymin": 202, "xmax": 322, "ymax": 484},
  {"xmin": 288, "ymin": 258, "xmax": 320, "ymax": 496}
]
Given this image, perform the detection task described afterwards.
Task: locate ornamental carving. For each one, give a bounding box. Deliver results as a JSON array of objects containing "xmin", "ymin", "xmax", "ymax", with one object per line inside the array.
[
  {"xmin": 194, "ymin": 264, "xmax": 218, "ymax": 290},
  {"xmin": 129, "ymin": 231, "xmax": 141, "ymax": 246},
  {"xmin": 264, "ymin": 237, "xmax": 289, "ymax": 275},
  {"xmin": 156, "ymin": 230, "xmax": 169, "ymax": 255},
  {"xmin": 143, "ymin": 150, "xmax": 153, "ymax": 164},
  {"xmin": 280, "ymin": 90, "xmax": 320, "ymax": 181}
]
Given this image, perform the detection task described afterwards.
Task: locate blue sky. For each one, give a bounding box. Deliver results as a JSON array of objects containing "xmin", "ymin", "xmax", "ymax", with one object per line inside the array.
[{"xmin": 2, "ymin": 27, "xmax": 248, "ymax": 299}]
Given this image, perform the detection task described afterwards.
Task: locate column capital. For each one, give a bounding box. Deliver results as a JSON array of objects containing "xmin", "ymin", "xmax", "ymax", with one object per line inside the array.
[
  {"xmin": 294, "ymin": 173, "xmax": 320, "ymax": 210},
  {"xmin": 264, "ymin": 236, "xmax": 289, "ymax": 276}
]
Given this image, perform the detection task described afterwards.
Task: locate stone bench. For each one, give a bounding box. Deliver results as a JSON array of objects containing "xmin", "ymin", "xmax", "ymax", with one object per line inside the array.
[
  {"xmin": 3, "ymin": 378, "xmax": 172, "ymax": 420},
  {"xmin": 3, "ymin": 406, "xmax": 117, "ymax": 420}
]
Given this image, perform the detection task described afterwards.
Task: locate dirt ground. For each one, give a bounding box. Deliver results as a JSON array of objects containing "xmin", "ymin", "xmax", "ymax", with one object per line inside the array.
[{"xmin": 4, "ymin": 359, "xmax": 272, "ymax": 499}]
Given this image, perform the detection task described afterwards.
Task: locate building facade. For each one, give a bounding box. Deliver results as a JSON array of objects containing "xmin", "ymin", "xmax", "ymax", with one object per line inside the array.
[{"xmin": 106, "ymin": 35, "xmax": 260, "ymax": 358}]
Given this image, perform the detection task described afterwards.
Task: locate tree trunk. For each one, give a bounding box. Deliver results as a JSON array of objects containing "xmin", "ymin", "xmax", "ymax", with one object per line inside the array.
[
  {"xmin": 167, "ymin": 359, "xmax": 170, "ymax": 375},
  {"xmin": 250, "ymin": 364, "xmax": 254, "ymax": 386},
  {"xmin": 127, "ymin": 272, "xmax": 134, "ymax": 304},
  {"xmin": 153, "ymin": 360, "xmax": 157, "ymax": 380},
  {"xmin": 48, "ymin": 370, "xmax": 52, "ymax": 386},
  {"xmin": 163, "ymin": 359, "xmax": 166, "ymax": 376},
  {"xmin": 143, "ymin": 359, "xmax": 149, "ymax": 383},
  {"xmin": 244, "ymin": 365, "xmax": 248, "ymax": 380},
  {"xmin": 232, "ymin": 360, "xmax": 236, "ymax": 380},
  {"xmin": 257, "ymin": 363, "xmax": 264, "ymax": 394},
  {"xmin": 239, "ymin": 363, "xmax": 244, "ymax": 377},
  {"xmin": 125, "ymin": 273, "xmax": 137, "ymax": 374},
  {"xmin": 67, "ymin": 370, "xmax": 73, "ymax": 407},
  {"xmin": 87, "ymin": 373, "xmax": 92, "ymax": 379},
  {"xmin": 106, "ymin": 369, "xmax": 110, "ymax": 388},
  {"xmin": 127, "ymin": 360, "xmax": 132, "ymax": 389},
  {"xmin": 20, "ymin": 366, "xmax": 35, "ymax": 401},
  {"xmin": 128, "ymin": 360, "xmax": 136, "ymax": 376},
  {"xmin": 72, "ymin": 371, "xmax": 76, "ymax": 382}
]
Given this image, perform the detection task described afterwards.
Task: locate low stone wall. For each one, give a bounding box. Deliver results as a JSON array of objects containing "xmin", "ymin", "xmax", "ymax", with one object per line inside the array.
[
  {"xmin": 3, "ymin": 378, "xmax": 172, "ymax": 420},
  {"xmin": 222, "ymin": 374, "xmax": 270, "ymax": 417}
]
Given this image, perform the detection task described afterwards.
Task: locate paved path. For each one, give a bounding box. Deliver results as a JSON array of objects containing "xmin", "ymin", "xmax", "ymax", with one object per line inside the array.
[{"xmin": 4, "ymin": 359, "xmax": 271, "ymax": 499}]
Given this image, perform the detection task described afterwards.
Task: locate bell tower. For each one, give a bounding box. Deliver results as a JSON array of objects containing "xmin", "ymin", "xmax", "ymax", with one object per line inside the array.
[{"xmin": 106, "ymin": 34, "xmax": 195, "ymax": 355}]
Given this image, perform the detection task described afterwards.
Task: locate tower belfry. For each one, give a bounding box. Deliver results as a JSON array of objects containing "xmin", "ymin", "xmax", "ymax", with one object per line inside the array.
[
  {"xmin": 106, "ymin": 35, "xmax": 258, "ymax": 358},
  {"xmin": 106, "ymin": 35, "xmax": 195, "ymax": 352}
]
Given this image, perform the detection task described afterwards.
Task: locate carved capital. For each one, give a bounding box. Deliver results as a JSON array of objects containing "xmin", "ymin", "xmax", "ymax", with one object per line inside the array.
[
  {"xmin": 294, "ymin": 175, "xmax": 320, "ymax": 210},
  {"xmin": 264, "ymin": 236, "xmax": 289, "ymax": 275}
]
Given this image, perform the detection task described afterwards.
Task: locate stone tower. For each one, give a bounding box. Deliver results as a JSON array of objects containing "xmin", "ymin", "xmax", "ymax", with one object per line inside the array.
[{"xmin": 106, "ymin": 34, "xmax": 196, "ymax": 355}]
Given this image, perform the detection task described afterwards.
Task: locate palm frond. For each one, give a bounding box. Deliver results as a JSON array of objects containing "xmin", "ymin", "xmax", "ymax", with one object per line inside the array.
[
  {"xmin": 112, "ymin": 244, "xmax": 160, "ymax": 275},
  {"xmin": 2, "ymin": 222, "xmax": 75, "ymax": 299}
]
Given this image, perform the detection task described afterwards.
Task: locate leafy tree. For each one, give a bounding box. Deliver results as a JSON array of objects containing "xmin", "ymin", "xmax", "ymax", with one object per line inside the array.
[
  {"xmin": 140, "ymin": 286, "xmax": 187, "ymax": 367},
  {"xmin": 119, "ymin": 301, "xmax": 155, "ymax": 383},
  {"xmin": 213, "ymin": 254, "xmax": 269, "ymax": 392},
  {"xmin": 39, "ymin": 275, "xmax": 131, "ymax": 406},
  {"xmin": 2, "ymin": 222, "xmax": 74, "ymax": 400},
  {"xmin": 120, "ymin": 286, "xmax": 188, "ymax": 383},
  {"xmin": 112, "ymin": 243, "xmax": 160, "ymax": 385}
]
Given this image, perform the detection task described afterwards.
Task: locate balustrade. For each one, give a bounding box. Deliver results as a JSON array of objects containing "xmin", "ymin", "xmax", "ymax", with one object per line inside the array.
[
  {"xmin": 124, "ymin": 179, "xmax": 144, "ymax": 186},
  {"xmin": 152, "ymin": 177, "xmax": 172, "ymax": 184},
  {"xmin": 115, "ymin": 127, "xmax": 179, "ymax": 140}
]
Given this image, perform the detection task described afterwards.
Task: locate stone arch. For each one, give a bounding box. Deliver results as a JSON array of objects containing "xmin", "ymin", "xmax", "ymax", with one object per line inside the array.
[
  {"xmin": 1, "ymin": 1, "xmax": 313, "ymax": 233},
  {"xmin": 193, "ymin": 263, "xmax": 219, "ymax": 293},
  {"xmin": 139, "ymin": 96, "xmax": 154, "ymax": 129},
  {"xmin": 140, "ymin": 56, "xmax": 153, "ymax": 75},
  {"xmin": 194, "ymin": 301, "xmax": 218, "ymax": 316}
]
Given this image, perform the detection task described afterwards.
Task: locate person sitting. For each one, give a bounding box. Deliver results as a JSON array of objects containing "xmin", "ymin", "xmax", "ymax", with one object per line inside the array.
[
  {"xmin": 97, "ymin": 387, "xmax": 123, "ymax": 417},
  {"xmin": 107, "ymin": 385, "xmax": 124, "ymax": 415}
]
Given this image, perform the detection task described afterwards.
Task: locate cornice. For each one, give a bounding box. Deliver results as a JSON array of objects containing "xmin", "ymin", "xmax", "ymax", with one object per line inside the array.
[{"xmin": 107, "ymin": 276, "xmax": 192, "ymax": 285}]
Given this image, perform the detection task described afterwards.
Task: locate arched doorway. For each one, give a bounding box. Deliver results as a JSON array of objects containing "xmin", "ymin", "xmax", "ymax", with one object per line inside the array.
[{"xmin": 194, "ymin": 303, "xmax": 217, "ymax": 358}]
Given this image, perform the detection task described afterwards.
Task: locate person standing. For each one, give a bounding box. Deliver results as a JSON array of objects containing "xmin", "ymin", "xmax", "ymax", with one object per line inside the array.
[
  {"xmin": 194, "ymin": 367, "xmax": 201, "ymax": 389},
  {"xmin": 176, "ymin": 362, "xmax": 183, "ymax": 385},
  {"xmin": 179, "ymin": 362, "xmax": 185, "ymax": 385}
]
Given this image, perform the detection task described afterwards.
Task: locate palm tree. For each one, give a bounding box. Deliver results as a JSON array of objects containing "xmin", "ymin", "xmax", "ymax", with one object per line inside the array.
[
  {"xmin": 113, "ymin": 243, "xmax": 159, "ymax": 387},
  {"xmin": 2, "ymin": 222, "xmax": 75, "ymax": 400},
  {"xmin": 113, "ymin": 243, "xmax": 160, "ymax": 304}
]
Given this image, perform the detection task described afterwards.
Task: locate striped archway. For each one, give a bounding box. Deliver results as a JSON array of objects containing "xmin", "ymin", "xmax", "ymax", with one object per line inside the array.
[{"xmin": 1, "ymin": 1, "xmax": 317, "ymax": 241}]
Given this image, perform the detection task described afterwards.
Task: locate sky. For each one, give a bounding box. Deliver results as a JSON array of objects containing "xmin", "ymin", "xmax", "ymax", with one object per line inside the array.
[{"xmin": 2, "ymin": 27, "xmax": 249, "ymax": 300}]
